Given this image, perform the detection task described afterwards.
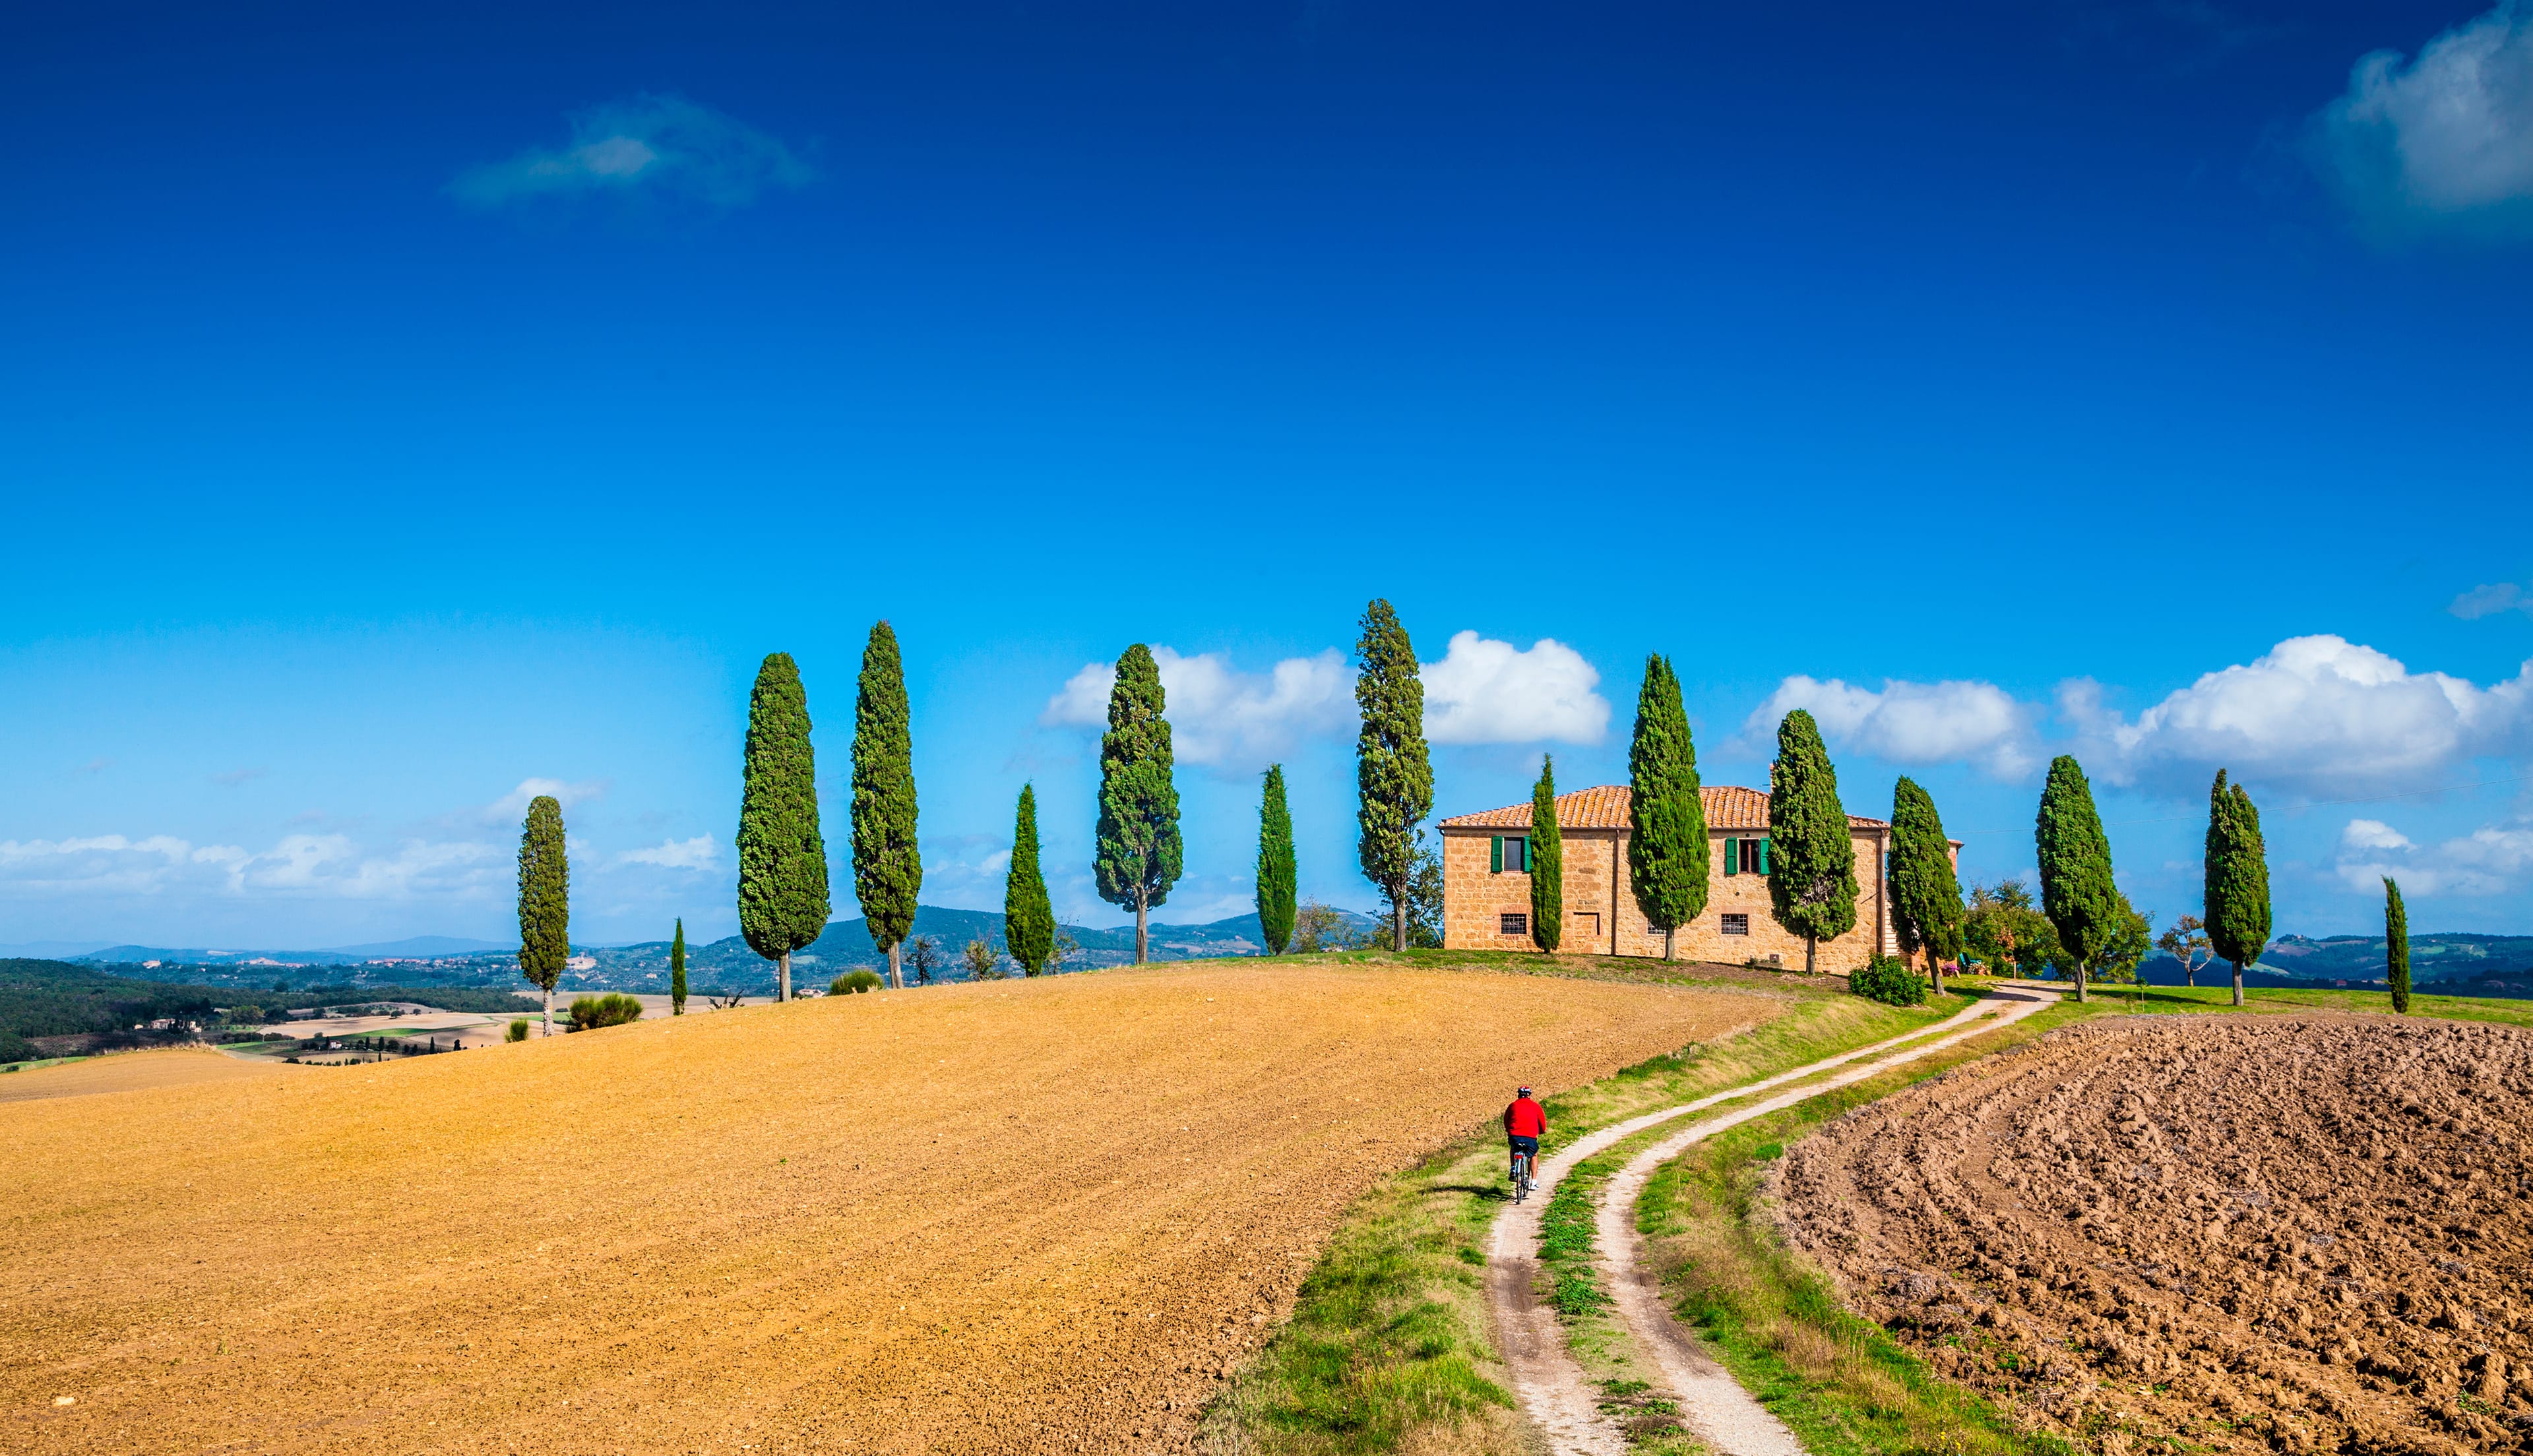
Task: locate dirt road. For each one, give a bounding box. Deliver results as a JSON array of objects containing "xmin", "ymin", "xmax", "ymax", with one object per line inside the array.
[
  {"xmin": 3, "ymin": 960, "xmax": 1770, "ymax": 1455},
  {"xmin": 1489, "ymin": 987, "xmax": 2055, "ymax": 1456},
  {"xmin": 1784, "ymin": 1014, "xmax": 2533, "ymax": 1454}
]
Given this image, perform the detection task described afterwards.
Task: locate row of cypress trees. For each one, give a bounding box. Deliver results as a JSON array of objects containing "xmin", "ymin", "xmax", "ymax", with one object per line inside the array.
[
  {"xmin": 516, "ymin": 620, "xmax": 2299, "ymax": 1008},
  {"xmin": 734, "ymin": 627, "xmax": 923, "ymax": 997}
]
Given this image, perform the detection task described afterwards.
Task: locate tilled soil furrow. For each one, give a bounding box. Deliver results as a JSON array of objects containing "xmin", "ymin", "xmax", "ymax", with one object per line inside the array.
[{"xmin": 1784, "ymin": 1013, "xmax": 2533, "ymax": 1455}]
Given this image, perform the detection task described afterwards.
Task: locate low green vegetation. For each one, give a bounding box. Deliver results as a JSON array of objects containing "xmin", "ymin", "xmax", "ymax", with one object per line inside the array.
[
  {"xmin": 567, "ymin": 992, "xmax": 643, "ymax": 1030},
  {"xmin": 830, "ymin": 969, "xmax": 883, "ymax": 994},
  {"xmin": 506, "ymin": 1018, "xmax": 530, "ymax": 1043},
  {"xmin": 1846, "ymin": 956, "xmax": 1925, "ymax": 1006}
]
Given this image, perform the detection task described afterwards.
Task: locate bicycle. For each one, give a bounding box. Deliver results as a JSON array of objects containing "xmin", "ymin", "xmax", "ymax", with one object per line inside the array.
[{"xmin": 1510, "ymin": 1148, "xmax": 1536, "ymax": 1203}]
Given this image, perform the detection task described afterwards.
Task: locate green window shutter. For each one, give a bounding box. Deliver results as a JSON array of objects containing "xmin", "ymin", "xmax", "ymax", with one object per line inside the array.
[
  {"xmin": 1724, "ymin": 837, "xmax": 1738, "ymax": 876},
  {"xmin": 1759, "ymin": 837, "xmax": 1771, "ymax": 874},
  {"xmin": 1491, "ymin": 836, "xmax": 1503, "ymax": 874}
]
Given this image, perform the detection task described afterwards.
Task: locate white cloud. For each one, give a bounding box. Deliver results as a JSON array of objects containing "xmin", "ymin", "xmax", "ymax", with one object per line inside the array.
[
  {"xmin": 2334, "ymin": 814, "xmax": 2533, "ymax": 895},
  {"xmin": 617, "ymin": 835, "xmax": 721, "ymax": 871},
  {"xmin": 2308, "ymin": 2, "xmax": 2533, "ymax": 240},
  {"xmin": 1420, "ymin": 632, "xmax": 1608, "ymax": 746},
  {"xmin": 2067, "ymin": 635, "xmax": 2533, "ymax": 795},
  {"xmin": 2340, "ymin": 818, "xmax": 2414, "ymax": 851},
  {"xmin": 0, "ymin": 833, "xmax": 500, "ymax": 901},
  {"xmin": 1041, "ymin": 648, "xmax": 1351, "ymax": 766},
  {"xmin": 2453, "ymin": 581, "xmax": 2533, "ymax": 619},
  {"xmin": 482, "ymin": 777, "xmax": 610, "ymax": 824},
  {"xmin": 1739, "ymin": 677, "xmax": 2038, "ymax": 777},
  {"xmin": 451, "ymin": 94, "xmax": 812, "ymax": 210}
]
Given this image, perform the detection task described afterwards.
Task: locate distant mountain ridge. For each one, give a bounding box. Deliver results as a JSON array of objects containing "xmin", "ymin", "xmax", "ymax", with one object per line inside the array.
[{"xmin": 61, "ymin": 907, "xmax": 1383, "ymax": 994}]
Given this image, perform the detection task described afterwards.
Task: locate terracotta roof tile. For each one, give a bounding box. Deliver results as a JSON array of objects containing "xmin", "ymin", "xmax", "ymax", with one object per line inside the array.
[{"xmin": 1438, "ymin": 785, "xmax": 1889, "ymax": 834}]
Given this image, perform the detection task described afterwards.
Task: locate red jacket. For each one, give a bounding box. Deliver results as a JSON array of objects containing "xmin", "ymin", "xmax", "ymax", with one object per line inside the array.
[{"xmin": 1504, "ymin": 1097, "xmax": 1546, "ymax": 1138}]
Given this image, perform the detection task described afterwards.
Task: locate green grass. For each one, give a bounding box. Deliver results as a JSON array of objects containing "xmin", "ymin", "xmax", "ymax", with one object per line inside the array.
[
  {"xmin": 1201, "ymin": 980, "xmax": 1967, "ymax": 1456},
  {"xmin": 0, "ymin": 1054, "xmax": 94, "ymax": 1074},
  {"xmin": 2066, "ymin": 980, "xmax": 2533, "ymax": 1027}
]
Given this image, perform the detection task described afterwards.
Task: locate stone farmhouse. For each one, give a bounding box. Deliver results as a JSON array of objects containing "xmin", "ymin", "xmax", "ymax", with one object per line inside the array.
[{"xmin": 1437, "ymin": 784, "xmax": 1956, "ymax": 972}]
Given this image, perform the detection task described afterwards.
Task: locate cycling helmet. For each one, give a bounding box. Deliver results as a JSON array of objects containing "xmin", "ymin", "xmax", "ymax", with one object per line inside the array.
[{"xmin": 1517, "ymin": 1086, "xmax": 1533, "ymax": 1097}]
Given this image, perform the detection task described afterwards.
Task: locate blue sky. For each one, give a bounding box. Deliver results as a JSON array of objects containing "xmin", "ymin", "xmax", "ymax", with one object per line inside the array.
[{"xmin": 4, "ymin": 0, "xmax": 2530, "ymax": 950}]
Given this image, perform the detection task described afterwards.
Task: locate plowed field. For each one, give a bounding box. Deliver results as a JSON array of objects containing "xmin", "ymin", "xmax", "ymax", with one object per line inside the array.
[
  {"xmin": 2, "ymin": 960, "xmax": 1773, "ymax": 1455},
  {"xmin": 1784, "ymin": 1015, "xmax": 2533, "ymax": 1455},
  {"xmin": 0, "ymin": 1047, "xmax": 311, "ymax": 1104}
]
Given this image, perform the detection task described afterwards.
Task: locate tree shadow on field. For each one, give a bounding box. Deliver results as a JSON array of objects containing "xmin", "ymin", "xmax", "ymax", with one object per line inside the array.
[{"xmin": 1431, "ymin": 1183, "xmax": 1510, "ymax": 1201}]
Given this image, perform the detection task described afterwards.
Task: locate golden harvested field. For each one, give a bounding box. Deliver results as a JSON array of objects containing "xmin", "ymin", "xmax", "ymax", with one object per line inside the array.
[
  {"xmin": 3, "ymin": 959, "xmax": 1774, "ymax": 1455},
  {"xmin": 0, "ymin": 1048, "xmax": 313, "ymax": 1104}
]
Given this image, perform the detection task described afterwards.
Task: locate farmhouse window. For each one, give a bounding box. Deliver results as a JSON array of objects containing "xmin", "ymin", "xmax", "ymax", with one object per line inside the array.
[
  {"xmin": 1723, "ymin": 837, "xmax": 1770, "ymax": 876},
  {"xmin": 1720, "ymin": 913, "xmax": 1751, "ymax": 936},
  {"xmin": 1499, "ymin": 911, "xmax": 1528, "ymax": 936},
  {"xmin": 1491, "ymin": 835, "xmax": 1529, "ymax": 874}
]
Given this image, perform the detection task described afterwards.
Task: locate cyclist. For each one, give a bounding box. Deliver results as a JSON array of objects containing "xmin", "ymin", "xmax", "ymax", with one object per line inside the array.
[{"xmin": 1504, "ymin": 1085, "xmax": 1546, "ymax": 1194}]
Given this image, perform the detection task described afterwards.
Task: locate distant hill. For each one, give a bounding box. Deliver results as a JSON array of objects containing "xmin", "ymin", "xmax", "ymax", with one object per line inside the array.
[{"xmin": 65, "ymin": 905, "xmax": 1385, "ymax": 996}]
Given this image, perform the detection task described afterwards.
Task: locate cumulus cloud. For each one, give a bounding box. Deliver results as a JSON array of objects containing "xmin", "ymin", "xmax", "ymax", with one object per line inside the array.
[
  {"xmin": 2307, "ymin": 2, "xmax": 2533, "ymax": 240},
  {"xmin": 2340, "ymin": 818, "xmax": 2414, "ymax": 851},
  {"xmin": 1420, "ymin": 632, "xmax": 1609, "ymax": 745},
  {"xmin": 1042, "ymin": 648, "xmax": 1351, "ymax": 766},
  {"xmin": 617, "ymin": 835, "xmax": 721, "ymax": 871},
  {"xmin": 482, "ymin": 777, "xmax": 610, "ymax": 824},
  {"xmin": 0, "ymin": 832, "xmax": 500, "ymax": 901},
  {"xmin": 1739, "ymin": 677, "xmax": 2038, "ymax": 777},
  {"xmin": 452, "ymin": 94, "xmax": 812, "ymax": 210},
  {"xmin": 2452, "ymin": 581, "xmax": 2533, "ymax": 619},
  {"xmin": 2068, "ymin": 635, "xmax": 2533, "ymax": 795},
  {"xmin": 2334, "ymin": 814, "xmax": 2533, "ymax": 895}
]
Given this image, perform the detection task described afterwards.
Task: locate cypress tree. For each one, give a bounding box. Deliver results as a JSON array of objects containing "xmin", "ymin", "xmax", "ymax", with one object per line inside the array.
[
  {"xmin": 736, "ymin": 652, "xmax": 831, "ymax": 1002},
  {"xmin": 1004, "ymin": 785, "xmax": 1056, "ymax": 976},
  {"xmin": 2036, "ymin": 755, "xmax": 2119, "ymax": 1005},
  {"xmin": 2385, "ymin": 875, "xmax": 2411, "ymax": 1015},
  {"xmin": 1094, "ymin": 644, "xmax": 1182, "ymax": 963},
  {"xmin": 1627, "ymin": 653, "xmax": 1708, "ymax": 961},
  {"xmin": 1766, "ymin": 710, "xmax": 1858, "ymax": 975},
  {"xmin": 516, "ymin": 794, "xmax": 569, "ymax": 1037},
  {"xmin": 2203, "ymin": 770, "xmax": 2271, "ymax": 1009},
  {"xmin": 1355, "ymin": 599, "xmax": 1434, "ymax": 953},
  {"xmin": 1257, "ymin": 764, "xmax": 1298, "ymax": 956},
  {"xmin": 1529, "ymin": 755, "xmax": 1565, "ymax": 952},
  {"xmin": 669, "ymin": 918, "xmax": 688, "ymax": 1015},
  {"xmin": 1888, "ymin": 776, "xmax": 1965, "ymax": 996},
  {"xmin": 852, "ymin": 622, "xmax": 922, "ymax": 990}
]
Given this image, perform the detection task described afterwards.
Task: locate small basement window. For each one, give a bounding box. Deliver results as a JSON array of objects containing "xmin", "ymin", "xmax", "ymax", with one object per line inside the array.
[
  {"xmin": 1720, "ymin": 913, "xmax": 1751, "ymax": 936},
  {"xmin": 1499, "ymin": 911, "xmax": 1528, "ymax": 936}
]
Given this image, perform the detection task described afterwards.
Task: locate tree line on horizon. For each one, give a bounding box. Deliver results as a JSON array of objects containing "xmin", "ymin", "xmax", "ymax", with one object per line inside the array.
[{"xmin": 505, "ymin": 603, "xmax": 2422, "ymax": 1022}]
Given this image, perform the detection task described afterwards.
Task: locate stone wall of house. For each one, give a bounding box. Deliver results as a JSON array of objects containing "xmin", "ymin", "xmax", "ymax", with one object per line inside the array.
[
  {"xmin": 1440, "ymin": 829, "xmax": 1627, "ymax": 955},
  {"xmin": 1443, "ymin": 826, "xmax": 1894, "ymax": 972}
]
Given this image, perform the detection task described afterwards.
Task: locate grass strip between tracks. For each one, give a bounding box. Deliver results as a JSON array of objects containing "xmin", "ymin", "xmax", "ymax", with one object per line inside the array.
[{"xmin": 1199, "ymin": 980, "xmax": 1976, "ymax": 1456}]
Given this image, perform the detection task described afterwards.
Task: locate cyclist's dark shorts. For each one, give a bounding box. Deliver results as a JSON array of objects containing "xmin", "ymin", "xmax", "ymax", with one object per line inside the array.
[{"xmin": 1507, "ymin": 1135, "xmax": 1539, "ymax": 1159}]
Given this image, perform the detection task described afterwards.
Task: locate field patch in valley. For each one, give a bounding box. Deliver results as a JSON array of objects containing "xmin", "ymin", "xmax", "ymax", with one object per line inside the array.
[
  {"xmin": 0, "ymin": 1046, "xmax": 313, "ymax": 1104},
  {"xmin": 2, "ymin": 959, "xmax": 1772, "ymax": 1455},
  {"xmin": 1783, "ymin": 1014, "xmax": 2533, "ymax": 1455}
]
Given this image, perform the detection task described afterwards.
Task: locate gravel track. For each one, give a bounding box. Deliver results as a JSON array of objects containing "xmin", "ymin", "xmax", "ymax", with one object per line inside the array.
[
  {"xmin": 1488, "ymin": 987, "xmax": 2057, "ymax": 1456},
  {"xmin": 1783, "ymin": 1013, "xmax": 2533, "ymax": 1455},
  {"xmin": 2, "ymin": 961, "xmax": 1768, "ymax": 1455}
]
